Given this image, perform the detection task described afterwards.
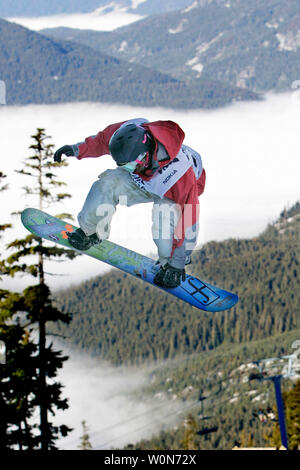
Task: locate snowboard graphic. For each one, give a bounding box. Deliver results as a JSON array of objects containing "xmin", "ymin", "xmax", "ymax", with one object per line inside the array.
[{"xmin": 21, "ymin": 208, "xmax": 238, "ymax": 312}]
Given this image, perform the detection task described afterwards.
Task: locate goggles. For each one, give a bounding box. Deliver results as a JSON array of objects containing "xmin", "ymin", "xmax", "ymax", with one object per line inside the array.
[{"xmin": 119, "ymin": 152, "xmax": 148, "ymax": 173}]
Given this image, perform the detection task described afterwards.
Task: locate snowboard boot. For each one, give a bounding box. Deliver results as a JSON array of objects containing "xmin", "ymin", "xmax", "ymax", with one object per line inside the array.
[
  {"xmin": 154, "ymin": 263, "xmax": 186, "ymax": 288},
  {"xmin": 67, "ymin": 228, "xmax": 101, "ymax": 251}
]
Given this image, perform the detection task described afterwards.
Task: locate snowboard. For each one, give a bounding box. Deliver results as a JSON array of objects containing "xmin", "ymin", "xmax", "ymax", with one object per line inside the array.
[{"xmin": 21, "ymin": 208, "xmax": 238, "ymax": 312}]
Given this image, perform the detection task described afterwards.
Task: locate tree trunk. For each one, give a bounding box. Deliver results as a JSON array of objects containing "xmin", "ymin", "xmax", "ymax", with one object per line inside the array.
[{"xmin": 38, "ymin": 242, "xmax": 48, "ymax": 450}]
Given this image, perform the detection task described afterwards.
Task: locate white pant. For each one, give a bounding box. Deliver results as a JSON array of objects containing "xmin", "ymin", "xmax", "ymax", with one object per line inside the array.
[{"xmin": 78, "ymin": 168, "xmax": 197, "ymax": 269}]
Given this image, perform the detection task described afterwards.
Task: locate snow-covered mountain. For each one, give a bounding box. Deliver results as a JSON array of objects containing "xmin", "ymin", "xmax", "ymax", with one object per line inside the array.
[
  {"xmin": 41, "ymin": 0, "xmax": 300, "ymax": 94},
  {"xmin": 0, "ymin": 0, "xmax": 193, "ymax": 18}
]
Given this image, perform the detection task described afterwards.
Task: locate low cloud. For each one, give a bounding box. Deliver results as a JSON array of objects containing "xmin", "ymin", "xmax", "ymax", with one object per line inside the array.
[
  {"xmin": 6, "ymin": 6, "xmax": 143, "ymax": 32},
  {"xmin": 53, "ymin": 347, "xmax": 192, "ymax": 450}
]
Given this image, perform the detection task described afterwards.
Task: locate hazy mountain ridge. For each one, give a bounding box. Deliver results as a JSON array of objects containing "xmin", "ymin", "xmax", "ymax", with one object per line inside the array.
[
  {"xmin": 0, "ymin": 0, "xmax": 193, "ymax": 18},
  {"xmin": 41, "ymin": 0, "xmax": 300, "ymax": 93},
  {"xmin": 0, "ymin": 17, "xmax": 259, "ymax": 108}
]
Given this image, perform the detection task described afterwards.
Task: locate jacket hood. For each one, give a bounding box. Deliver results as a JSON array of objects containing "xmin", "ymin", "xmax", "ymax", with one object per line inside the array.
[{"xmin": 143, "ymin": 120, "xmax": 185, "ymax": 160}]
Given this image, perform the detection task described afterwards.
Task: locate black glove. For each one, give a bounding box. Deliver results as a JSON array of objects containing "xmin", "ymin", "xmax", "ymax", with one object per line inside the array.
[{"xmin": 54, "ymin": 145, "xmax": 75, "ymax": 163}]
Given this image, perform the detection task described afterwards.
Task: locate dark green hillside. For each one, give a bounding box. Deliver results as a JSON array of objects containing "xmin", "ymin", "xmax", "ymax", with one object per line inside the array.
[
  {"xmin": 125, "ymin": 329, "xmax": 300, "ymax": 450},
  {"xmin": 52, "ymin": 202, "xmax": 300, "ymax": 366}
]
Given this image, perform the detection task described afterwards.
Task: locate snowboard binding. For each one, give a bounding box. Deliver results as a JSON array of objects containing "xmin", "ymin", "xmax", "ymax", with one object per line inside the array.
[
  {"xmin": 67, "ymin": 228, "xmax": 101, "ymax": 251},
  {"xmin": 154, "ymin": 263, "xmax": 186, "ymax": 288}
]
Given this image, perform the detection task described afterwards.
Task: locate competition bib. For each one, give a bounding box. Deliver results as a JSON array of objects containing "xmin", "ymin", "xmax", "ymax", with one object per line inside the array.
[{"xmin": 130, "ymin": 145, "xmax": 202, "ymax": 198}]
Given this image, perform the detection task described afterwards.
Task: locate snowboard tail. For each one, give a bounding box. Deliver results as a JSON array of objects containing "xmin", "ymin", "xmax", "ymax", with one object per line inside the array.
[{"xmin": 21, "ymin": 208, "xmax": 238, "ymax": 312}]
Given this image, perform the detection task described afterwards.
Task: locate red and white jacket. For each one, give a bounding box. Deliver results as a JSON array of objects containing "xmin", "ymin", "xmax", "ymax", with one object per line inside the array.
[{"xmin": 72, "ymin": 119, "xmax": 206, "ymax": 251}]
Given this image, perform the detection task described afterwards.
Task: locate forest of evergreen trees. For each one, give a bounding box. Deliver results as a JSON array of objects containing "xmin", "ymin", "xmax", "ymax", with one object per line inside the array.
[{"xmin": 123, "ymin": 330, "xmax": 300, "ymax": 450}]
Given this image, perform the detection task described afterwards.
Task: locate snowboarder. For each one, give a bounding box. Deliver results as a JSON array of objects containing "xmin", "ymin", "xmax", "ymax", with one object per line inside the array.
[{"xmin": 54, "ymin": 118, "xmax": 206, "ymax": 288}]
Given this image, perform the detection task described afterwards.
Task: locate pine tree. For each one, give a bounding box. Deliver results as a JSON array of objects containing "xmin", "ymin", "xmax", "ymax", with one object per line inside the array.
[
  {"xmin": 265, "ymin": 379, "xmax": 300, "ymax": 450},
  {"xmin": 0, "ymin": 294, "xmax": 39, "ymax": 450},
  {"xmin": 78, "ymin": 420, "xmax": 93, "ymax": 450},
  {"xmin": 0, "ymin": 172, "xmax": 39, "ymax": 450},
  {"xmin": 285, "ymin": 379, "xmax": 300, "ymax": 450},
  {"xmin": 0, "ymin": 171, "xmax": 12, "ymax": 277},
  {"xmin": 6, "ymin": 128, "xmax": 77, "ymax": 278},
  {"xmin": 181, "ymin": 414, "xmax": 199, "ymax": 450},
  {"xmin": 0, "ymin": 171, "xmax": 11, "ymax": 234},
  {"xmin": 4, "ymin": 128, "xmax": 77, "ymax": 450}
]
